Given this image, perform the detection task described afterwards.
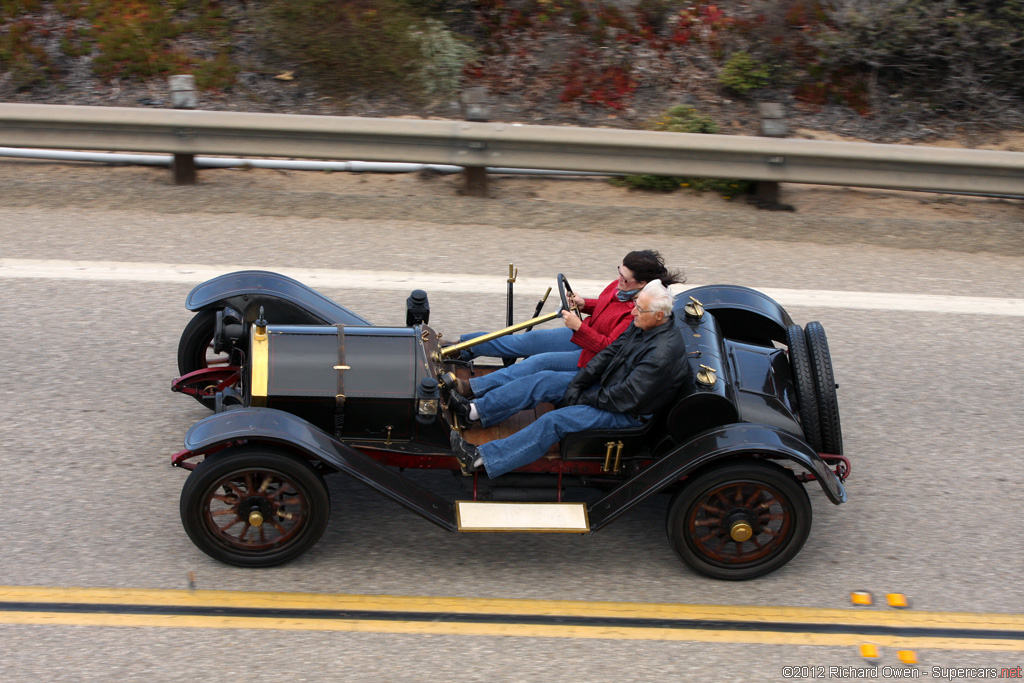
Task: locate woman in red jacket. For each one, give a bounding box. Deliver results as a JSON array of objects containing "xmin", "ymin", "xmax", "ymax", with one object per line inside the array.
[{"xmin": 447, "ymin": 250, "xmax": 684, "ymax": 428}]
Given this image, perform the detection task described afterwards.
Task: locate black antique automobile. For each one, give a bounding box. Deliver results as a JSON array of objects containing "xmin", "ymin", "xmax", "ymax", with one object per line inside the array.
[{"xmin": 170, "ymin": 270, "xmax": 848, "ymax": 580}]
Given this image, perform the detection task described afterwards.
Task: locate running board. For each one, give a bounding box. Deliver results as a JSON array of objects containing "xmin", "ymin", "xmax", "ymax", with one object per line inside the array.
[{"xmin": 455, "ymin": 501, "xmax": 590, "ymax": 533}]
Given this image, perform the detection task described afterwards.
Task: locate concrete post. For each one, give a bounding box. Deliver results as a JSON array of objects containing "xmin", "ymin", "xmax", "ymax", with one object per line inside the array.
[
  {"xmin": 460, "ymin": 87, "xmax": 491, "ymax": 197},
  {"xmin": 756, "ymin": 102, "xmax": 787, "ymax": 205},
  {"xmin": 169, "ymin": 75, "xmax": 197, "ymax": 185}
]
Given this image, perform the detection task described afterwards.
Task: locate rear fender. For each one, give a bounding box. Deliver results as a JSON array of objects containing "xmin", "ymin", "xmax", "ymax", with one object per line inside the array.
[
  {"xmin": 678, "ymin": 284, "xmax": 793, "ymax": 345},
  {"xmin": 183, "ymin": 407, "xmax": 456, "ymax": 531},
  {"xmin": 186, "ymin": 270, "xmax": 372, "ymax": 326},
  {"xmin": 587, "ymin": 423, "xmax": 845, "ymax": 531}
]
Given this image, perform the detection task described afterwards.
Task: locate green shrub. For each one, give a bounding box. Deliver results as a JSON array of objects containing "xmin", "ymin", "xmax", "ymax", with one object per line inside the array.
[
  {"xmin": 88, "ymin": 1, "xmax": 186, "ymax": 80},
  {"xmin": 612, "ymin": 105, "xmax": 751, "ymax": 199},
  {"xmin": 678, "ymin": 178, "xmax": 754, "ymax": 198},
  {"xmin": 801, "ymin": 0, "xmax": 1024, "ymax": 116},
  {"xmin": 415, "ymin": 18, "xmax": 476, "ymax": 97},
  {"xmin": 613, "ymin": 174, "xmax": 753, "ymax": 198},
  {"xmin": 193, "ymin": 50, "xmax": 238, "ymax": 90},
  {"xmin": 0, "ymin": 18, "xmax": 51, "ymax": 89},
  {"xmin": 0, "ymin": 0, "xmax": 42, "ymax": 15},
  {"xmin": 719, "ymin": 51, "xmax": 770, "ymax": 95},
  {"xmin": 653, "ymin": 105, "xmax": 719, "ymax": 134},
  {"xmin": 610, "ymin": 174, "xmax": 680, "ymax": 192},
  {"xmin": 80, "ymin": 1, "xmax": 238, "ymax": 85},
  {"xmin": 260, "ymin": 0, "xmax": 431, "ymax": 97}
]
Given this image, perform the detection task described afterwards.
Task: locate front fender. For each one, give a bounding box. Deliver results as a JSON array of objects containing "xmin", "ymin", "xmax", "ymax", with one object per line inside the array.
[
  {"xmin": 588, "ymin": 423, "xmax": 845, "ymax": 531},
  {"xmin": 678, "ymin": 284, "xmax": 793, "ymax": 345},
  {"xmin": 185, "ymin": 270, "xmax": 372, "ymax": 326},
  {"xmin": 183, "ymin": 408, "xmax": 456, "ymax": 531}
]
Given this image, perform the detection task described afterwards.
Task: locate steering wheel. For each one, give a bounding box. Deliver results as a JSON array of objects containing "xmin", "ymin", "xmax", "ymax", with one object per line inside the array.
[{"xmin": 557, "ymin": 273, "xmax": 582, "ymax": 320}]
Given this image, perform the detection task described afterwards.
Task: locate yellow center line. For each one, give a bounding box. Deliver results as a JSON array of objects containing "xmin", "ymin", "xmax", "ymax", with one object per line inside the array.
[{"xmin": 1, "ymin": 585, "xmax": 1022, "ymax": 651}]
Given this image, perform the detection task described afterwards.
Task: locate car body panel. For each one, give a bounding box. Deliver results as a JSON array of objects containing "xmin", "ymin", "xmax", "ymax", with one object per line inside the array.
[
  {"xmin": 587, "ymin": 422, "xmax": 846, "ymax": 530},
  {"xmin": 184, "ymin": 407, "xmax": 458, "ymax": 530},
  {"xmin": 172, "ymin": 270, "xmax": 848, "ymax": 576},
  {"xmin": 679, "ymin": 284, "xmax": 794, "ymax": 345},
  {"xmin": 186, "ymin": 270, "xmax": 372, "ymax": 326}
]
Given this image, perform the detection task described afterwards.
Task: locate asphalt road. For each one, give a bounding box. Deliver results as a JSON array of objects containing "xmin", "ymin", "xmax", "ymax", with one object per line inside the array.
[{"xmin": 1, "ymin": 164, "xmax": 1023, "ymax": 682}]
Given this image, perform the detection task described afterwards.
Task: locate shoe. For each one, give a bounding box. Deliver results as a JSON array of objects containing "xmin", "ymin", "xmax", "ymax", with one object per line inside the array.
[
  {"xmin": 449, "ymin": 431, "xmax": 481, "ymax": 476},
  {"xmin": 456, "ymin": 377, "xmax": 474, "ymax": 398},
  {"xmin": 447, "ymin": 389, "xmax": 478, "ymax": 426},
  {"xmin": 439, "ymin": 371, "xmax": 475, "ymax": 398}
]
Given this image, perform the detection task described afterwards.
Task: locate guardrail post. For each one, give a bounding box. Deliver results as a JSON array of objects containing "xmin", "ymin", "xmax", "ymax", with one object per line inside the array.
[
  {"xmin": 169, "ymin": 75, "xmax": 197, "ymax": 185},
  {"xmin": 756, "ymin": 103, "xmax": 786, "ymax": 205},
  {"xmin": 460, "ymin": 87, "xmax": 491, "ymax": 197}
]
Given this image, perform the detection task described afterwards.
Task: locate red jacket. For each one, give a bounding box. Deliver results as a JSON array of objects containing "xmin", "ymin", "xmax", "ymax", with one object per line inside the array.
[{"xmin": 570, "ymin": 280, "xmax": 635, "ymax": 367}]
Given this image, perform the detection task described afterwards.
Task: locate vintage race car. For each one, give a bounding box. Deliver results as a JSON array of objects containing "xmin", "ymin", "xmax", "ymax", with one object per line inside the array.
[{"xmin": 170, "ymin": 270, "xmax": 848, "ymax": 580}]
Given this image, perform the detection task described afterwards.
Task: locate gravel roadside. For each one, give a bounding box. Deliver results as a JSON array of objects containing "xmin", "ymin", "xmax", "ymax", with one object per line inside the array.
[{"xmin": 1, "ymin": 158, "xmax": 1022, "ymax": 256}]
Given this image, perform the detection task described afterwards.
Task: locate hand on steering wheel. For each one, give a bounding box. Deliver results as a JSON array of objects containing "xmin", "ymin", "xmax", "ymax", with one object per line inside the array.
[{"xmin": 557, "ymin": 273, "xmax": 583, "ymax": 320}]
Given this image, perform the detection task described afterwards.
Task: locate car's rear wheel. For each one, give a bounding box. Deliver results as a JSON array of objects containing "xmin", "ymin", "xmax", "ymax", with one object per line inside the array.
[
  {"xmin": 786, "ymin": 324, "xmax": 823, "ymax": 452},
  {"xmin": 667, "ymin": 460, "xmax": 812, "ymax": 580},
  {"xmin": 177, "ymin": 310, "xmax": 231, "ymax": 409},
  {"xmin": 180, "ymin": 446, "xmax": 330, "ymax": 567},
  {"xmin": 804, "ymin": 321, "xmax": 843, "ymax": 455}
]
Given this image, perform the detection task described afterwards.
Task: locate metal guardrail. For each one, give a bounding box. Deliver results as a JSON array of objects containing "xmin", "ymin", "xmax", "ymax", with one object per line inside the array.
[{"xmin": 1, "ymin": 103, "xmax": 1022, "ymax": 195}]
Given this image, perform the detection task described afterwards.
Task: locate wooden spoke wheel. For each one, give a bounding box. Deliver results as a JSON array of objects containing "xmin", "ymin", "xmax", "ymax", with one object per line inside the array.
[
  {"xmin": 180, "ymin": 447, "xmax": 330, "ymax": 567},
  {"xmin": 667, "ymin": 460, "xmax": 811, "ymax": 580}
]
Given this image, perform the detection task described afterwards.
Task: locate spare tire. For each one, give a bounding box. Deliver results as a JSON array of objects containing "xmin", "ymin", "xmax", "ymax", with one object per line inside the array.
[
  {"xmin": 786, "ymin": 324, "xmax": 823, "ymax": 452},
  {"xmin": 804, "ymin": 321, "xmax": 843, "ymax": 455}
]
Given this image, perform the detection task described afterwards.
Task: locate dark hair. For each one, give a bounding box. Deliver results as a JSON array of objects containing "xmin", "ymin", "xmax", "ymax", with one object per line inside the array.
[{"xmin": 622, "ymin": 250, "xmax": 685, "ymax": 287}]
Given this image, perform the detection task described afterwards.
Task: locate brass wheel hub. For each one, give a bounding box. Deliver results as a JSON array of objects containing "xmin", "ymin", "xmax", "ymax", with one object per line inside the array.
[
  {"xmin": 729, "ymin": 520, "xmax": 754, "ymax": 542},
  {"xmin": 239, "ymin": 496, "xmax": 273, "ymax": 528}
]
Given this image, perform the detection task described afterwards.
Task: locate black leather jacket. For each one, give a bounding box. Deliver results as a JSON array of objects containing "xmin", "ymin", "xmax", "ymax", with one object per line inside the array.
[{"xmin": 563, "ymin": 317, "xmax": 688, "ymax": 417}]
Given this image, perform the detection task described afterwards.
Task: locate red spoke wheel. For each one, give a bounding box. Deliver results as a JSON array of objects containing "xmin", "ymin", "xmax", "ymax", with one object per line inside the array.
[
  {"xmin": 667, "ymin": 460, "xmax": 811, "ymax": 580},
  {"xmin": 177, "ymin": 310, "xmax": 233, "ymax": 409},
  {"xmin": 180, "ymin": 447, "xmax": 330, "ymax": 567}
]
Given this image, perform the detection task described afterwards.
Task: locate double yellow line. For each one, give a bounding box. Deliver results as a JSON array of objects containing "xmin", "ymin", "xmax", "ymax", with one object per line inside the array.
[{"xmin": 2, "ymin": 585, "xmax": 1022, "ymax": 651}]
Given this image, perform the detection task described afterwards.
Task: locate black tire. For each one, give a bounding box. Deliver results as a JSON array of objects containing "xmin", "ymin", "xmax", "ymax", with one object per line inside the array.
[
  {"xmin": 178, "ymin": 310, "xmax": 218, "ymax": 375},
  {"xmin": 179, "ymin": 446, "xmax": 330, "ymax": 568},
  {"xmin": 177, "ymin": 310, "xmax": 229, "ymax": 410},
  {"xmin": 785, "ymin": 324, "xmax": 823, "ymax": 452},
  {"xmin": 804, "ymin": 321, "xmax": 843, "ymax": 455},
  {"xmin": 666, "ymin": 460, "xmax": 812, "ymax": 580}
]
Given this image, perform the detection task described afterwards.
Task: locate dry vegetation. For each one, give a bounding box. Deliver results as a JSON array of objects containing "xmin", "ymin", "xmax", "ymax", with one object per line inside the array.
[{"xmin": 2, "ymin": 0, "xmax": 1023, "ymax": 144}]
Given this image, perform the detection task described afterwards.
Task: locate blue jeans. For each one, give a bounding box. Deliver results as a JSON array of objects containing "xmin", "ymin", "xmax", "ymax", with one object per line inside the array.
[
  {"xmin": 473, "ymin": 369, "xmax": 578, "ymax": 427},
  {"xmin": 458, "ymin": 326, "xmax": 576, "ymax": 361},
  {"xmin": 478, "ymin": 404, "xmax": 642, "ymax": 479},
  {"xmin": 470, "ymin": 351, "xmax": 581, "ymax": 400}
]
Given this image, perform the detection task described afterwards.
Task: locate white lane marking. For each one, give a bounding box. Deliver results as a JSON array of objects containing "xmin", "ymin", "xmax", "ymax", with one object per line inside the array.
[{"xmin": 1, "ymin": 258, "xmax": 1023, "ymax": 317}]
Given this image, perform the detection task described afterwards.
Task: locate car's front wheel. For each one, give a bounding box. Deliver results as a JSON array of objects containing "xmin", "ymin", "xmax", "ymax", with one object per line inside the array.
[
  {"xmin": 177, "ymin": 310, "xmax": 233, "ymax": 409},
  {"xmin": 666, "ymin": 459, "xmax": 812, "ymax": 580},
  {"xmin": 180, "ymin": 446, "xmax": 331, "ymax": 567}
]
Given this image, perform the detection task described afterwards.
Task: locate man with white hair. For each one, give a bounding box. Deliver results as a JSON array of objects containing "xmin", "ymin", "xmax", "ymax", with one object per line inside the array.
[{"xmin": 450, "ymin": 279, "xmax": 687, "ymax": 479}]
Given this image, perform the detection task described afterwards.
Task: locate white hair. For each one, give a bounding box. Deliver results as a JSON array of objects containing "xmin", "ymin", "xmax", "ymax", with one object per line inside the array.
[{"xmin": 640, "ymin": 279, "xmax": 673, "ymax": 315}]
